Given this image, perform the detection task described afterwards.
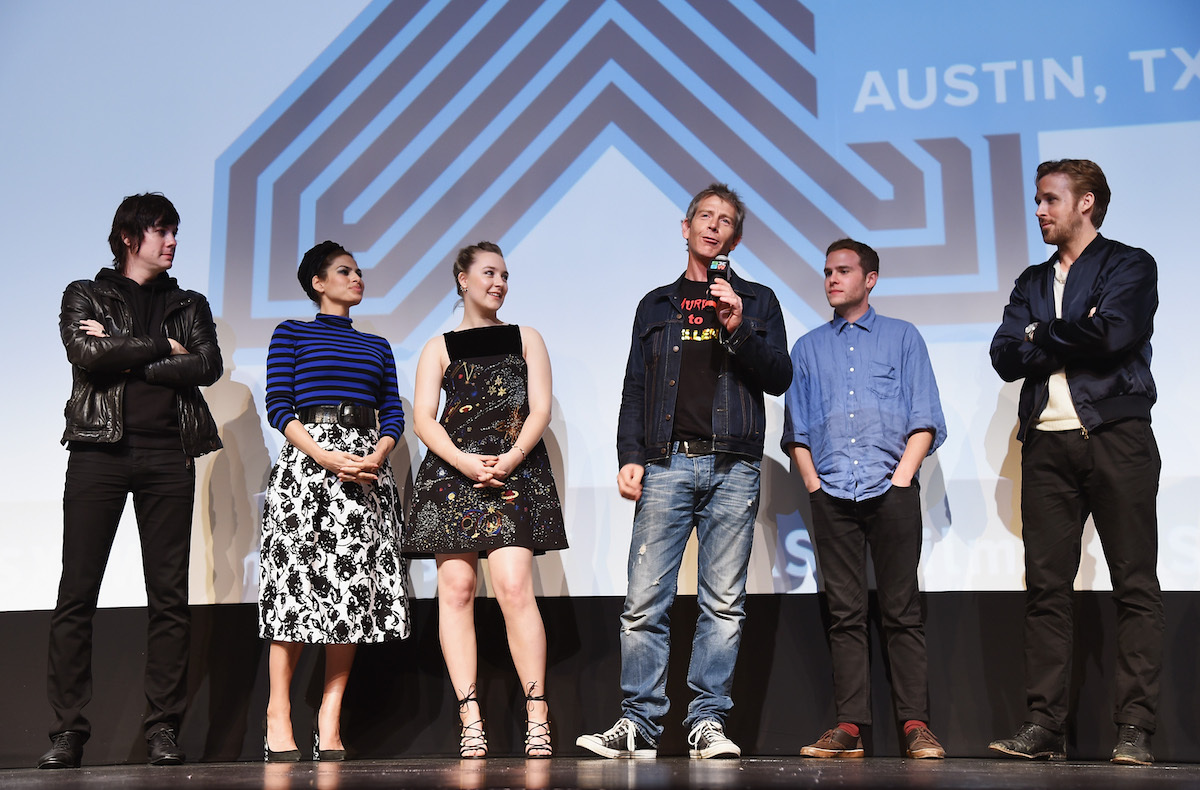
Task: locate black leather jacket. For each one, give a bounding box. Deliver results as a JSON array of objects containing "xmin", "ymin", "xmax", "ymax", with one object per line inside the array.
[{"xmin": 59, "ymin": 270, "xmax": 223, "ymax": 457}]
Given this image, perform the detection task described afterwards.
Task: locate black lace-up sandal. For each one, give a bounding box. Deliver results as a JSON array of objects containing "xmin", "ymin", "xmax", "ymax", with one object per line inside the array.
[
  {"xmin": 524, "ymin": 683, "xmax": 552, "ymax": 759},
  {"xmin": 457, "ymin": 687, "xmax": 488, "ymax": 759}
]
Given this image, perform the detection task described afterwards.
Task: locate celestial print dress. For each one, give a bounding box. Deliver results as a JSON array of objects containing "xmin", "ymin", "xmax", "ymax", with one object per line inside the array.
[
  {"xmin": 404, "ymin": 324, "xmax": 567, "ymax": 558},
  {"xmin": 258, "ymin": 314, "xmax": 410, "ymax": 644}
]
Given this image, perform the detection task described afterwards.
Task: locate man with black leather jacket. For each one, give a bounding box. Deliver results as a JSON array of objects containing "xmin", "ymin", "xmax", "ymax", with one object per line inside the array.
[
  {"xmin": 38, "ymin": 194, "xmax": 222, "ymax": 769},
  {"xmin": 988, "ymin": 160, "xmax": 1162, "ymax": 766}
]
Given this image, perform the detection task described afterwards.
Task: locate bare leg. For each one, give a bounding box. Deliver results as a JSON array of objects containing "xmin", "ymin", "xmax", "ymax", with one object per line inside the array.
[
  {"xmin": 267, "ymin": 641, "xmax": 303, "ymax": 752},
  {"xmin": 488, "ymin": 546, "xmax": 550, "ymax": 754},
  {"xmin": 317, "ymin": 643, "xmax": 357, "ymax": 751},
  {"xmin": 437, "ymin": 552, "xmax": 486, "ymax": 757}
]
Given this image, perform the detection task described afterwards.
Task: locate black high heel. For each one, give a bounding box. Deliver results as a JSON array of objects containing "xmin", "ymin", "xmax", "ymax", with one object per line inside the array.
[
  {"xmin": 457, "ymin": 686, "xmax": 488, "ymax": 759},
  {"xmin": 313, "ymin": 710, "xmax": 346, "ymax": 762},
  {"xmin": 263, "ymin": 718, "xmax": 301, "ymax": 763},
  {"xmin": 524, "ymin": 683, "xmax": 552, "ymax": 759}
]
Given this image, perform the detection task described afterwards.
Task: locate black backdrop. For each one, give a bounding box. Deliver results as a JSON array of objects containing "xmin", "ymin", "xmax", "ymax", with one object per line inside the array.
[{"xmin": 3, "ymin": 591, "xmax": 1198, "ymax": 767}]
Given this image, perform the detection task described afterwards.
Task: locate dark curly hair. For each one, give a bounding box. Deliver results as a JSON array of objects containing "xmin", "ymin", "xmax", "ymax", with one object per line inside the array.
[{"xmin": 298, "ymin": 240, "xmax": 352, "ymax": 303}]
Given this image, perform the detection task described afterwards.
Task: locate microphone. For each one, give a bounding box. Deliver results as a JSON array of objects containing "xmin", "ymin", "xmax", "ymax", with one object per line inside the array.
[{"xmin": 706, "ymin": 255, "xmax": 730, "ymax": 285}]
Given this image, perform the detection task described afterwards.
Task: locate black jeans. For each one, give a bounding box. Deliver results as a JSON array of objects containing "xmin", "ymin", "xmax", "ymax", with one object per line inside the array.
[
  {"xmin": 809, "ymin": 483, "xmax": 929, "ymax": 726},
  {"xmin": 48, "ymin": 444, "xmax": 195, "ymax": 739},
  {"xmin": 1019, "ymin": 419, "xmax": 1163, "ymax": 734}
]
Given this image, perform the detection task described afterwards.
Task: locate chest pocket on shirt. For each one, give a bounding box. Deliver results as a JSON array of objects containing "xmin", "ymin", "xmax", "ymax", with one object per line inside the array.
[{"xmin": 869, "ymin": 361, "xmax": 900, "ymax": 399}]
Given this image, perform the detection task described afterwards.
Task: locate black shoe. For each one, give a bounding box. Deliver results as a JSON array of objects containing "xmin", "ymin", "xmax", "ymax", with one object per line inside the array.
[
  {"xmin": 988, "ymin": 722, "xmax": 1066, "ymax": 760},
  {"xmin": 147, "ymin": 728, "xmax": 186, "ymax": 766},
  {"xmin": 576, "ymin": 718, "xmax": 656, "ymax": 759},
  {"xmin": 263, "ymin": 721, "xmax": 302, "ymax": 763},
  {"xmin": 687, "ymin": 720, "xmax": 740, "ymax": 759},
  {"xmin": 313, "ymin": 712, "xmax": 346, "ymax": 763},
  {"xmin": 37, "ymin": 731, "xmax": 85, "ymax": 769},
  {"xmin": 1111, "ymin": 725, "xmax": 1154, "ymax": 765}
]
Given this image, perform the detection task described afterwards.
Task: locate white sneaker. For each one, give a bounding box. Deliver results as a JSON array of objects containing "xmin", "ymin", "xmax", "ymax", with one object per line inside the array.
[
  {"xmin": 576, "ymin": 718, "xmax": 657, "ymax": 759},
  {"xmin": 688, "ymin": 720, "xmax": 740, "ymax": 759}
]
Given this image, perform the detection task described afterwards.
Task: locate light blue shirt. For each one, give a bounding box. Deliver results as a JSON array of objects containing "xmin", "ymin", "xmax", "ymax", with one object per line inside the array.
[{"xmin": 781, "ymin": 306, "xmax": 946, "ymax": 501}]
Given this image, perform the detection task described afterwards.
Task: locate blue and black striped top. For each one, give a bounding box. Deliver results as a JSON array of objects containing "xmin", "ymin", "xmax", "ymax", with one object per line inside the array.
[{"xmin": 265, "ymin": 313, "xmax": 405, "ymax": 441}]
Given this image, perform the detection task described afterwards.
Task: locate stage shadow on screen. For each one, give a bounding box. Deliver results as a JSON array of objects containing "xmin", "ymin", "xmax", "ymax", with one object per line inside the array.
[
  {"xmin": 186, "ymin": 318, "xmax": 273, "ymax": 759},
  {"xmin": 531, "ymin": 396, "xmax": 569, "ymax": 597},
  {"xmin": 196, "ymin": 318, "xmax": 272, "ymax": 606},
  {"xmin": 987, "ymin": 382, "xmax": 1024, "ymax": 543},
  {"xmin": 758, "ymin": 446, "xmax": 815, "ymax": 594},
  {"xmin": 987, "ymin": 382, "xmax": 1105, "ymax": 589}
]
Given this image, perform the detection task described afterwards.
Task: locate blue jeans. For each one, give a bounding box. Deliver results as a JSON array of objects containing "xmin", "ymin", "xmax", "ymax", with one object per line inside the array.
[{"xmin": 619, "ymin": 451, "xmax": 760, "ymax": 744}]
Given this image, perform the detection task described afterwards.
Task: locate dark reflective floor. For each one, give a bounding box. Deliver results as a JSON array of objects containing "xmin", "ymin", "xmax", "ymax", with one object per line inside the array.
[{"xmin": 2, "ymin": 758, "xmax": 1199, "ymax": 790}]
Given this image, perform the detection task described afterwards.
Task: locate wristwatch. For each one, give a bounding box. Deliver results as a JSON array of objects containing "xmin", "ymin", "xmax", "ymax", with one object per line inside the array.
[{"xmin": 1024, "ymin": 321, "xmax": 1039, "ymax": 342}]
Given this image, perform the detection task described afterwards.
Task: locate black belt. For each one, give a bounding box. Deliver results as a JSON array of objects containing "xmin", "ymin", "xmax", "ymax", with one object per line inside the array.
[
  {"xmin": 670, "ymin": 439, "xmax": 717, "ymax": 456},
  {"xmin": 297, "ymin": 403, "xmax": 376, "ymax": 429}
]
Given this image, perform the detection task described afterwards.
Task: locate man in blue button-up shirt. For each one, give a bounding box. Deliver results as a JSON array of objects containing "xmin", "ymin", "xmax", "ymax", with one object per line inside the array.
[{"xmin": 781, "ymin": 238, "xmax": 946, "ymax": 760}]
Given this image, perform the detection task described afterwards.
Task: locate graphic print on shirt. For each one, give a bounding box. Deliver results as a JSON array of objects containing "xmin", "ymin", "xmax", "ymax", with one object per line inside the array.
[
  {"xmin": 680, "ymin": 291, "xmax": 719, "ymax": 343},
  {"xmin": 673, "ymin": 279, "xmax": 723, "ymax": 441}
]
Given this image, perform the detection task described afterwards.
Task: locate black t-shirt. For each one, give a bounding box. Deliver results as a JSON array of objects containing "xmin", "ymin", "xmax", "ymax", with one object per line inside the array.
[{"xmin": 672, "ymin": 279, "xmax": 722, "ymax": 442}]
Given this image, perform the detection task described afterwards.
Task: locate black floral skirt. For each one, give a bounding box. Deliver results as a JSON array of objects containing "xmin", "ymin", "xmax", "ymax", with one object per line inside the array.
[{"xmin": 258, "ymin": 423, "xmax": 410, "ymax": 644}]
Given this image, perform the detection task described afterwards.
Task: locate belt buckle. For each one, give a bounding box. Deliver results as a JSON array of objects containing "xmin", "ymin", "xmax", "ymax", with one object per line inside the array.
[{"xmin": 338, "ymin": 402, "xmax": 355, "ymax": 424}]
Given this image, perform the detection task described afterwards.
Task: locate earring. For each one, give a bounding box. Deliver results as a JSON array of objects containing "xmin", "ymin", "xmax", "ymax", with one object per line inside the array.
[{"xmin": 462, "ymin": 288, "xmax": 468, "ymax": 294}]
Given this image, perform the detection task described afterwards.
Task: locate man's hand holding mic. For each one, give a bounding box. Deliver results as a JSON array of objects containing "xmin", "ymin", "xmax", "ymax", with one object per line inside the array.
[{"xmin": 706, "ymin": 254, "xmax": 743, "ymax": 332}]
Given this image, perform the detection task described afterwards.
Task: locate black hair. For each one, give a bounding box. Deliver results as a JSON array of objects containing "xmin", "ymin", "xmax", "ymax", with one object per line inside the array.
[{"xmin": 108, "ymin": 193, "xmax": 180, "ymax": 270}]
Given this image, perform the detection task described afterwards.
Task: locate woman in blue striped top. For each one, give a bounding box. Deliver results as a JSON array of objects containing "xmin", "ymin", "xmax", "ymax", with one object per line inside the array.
[{"xmin": 259, "ymin": 241, "xmax": 410, "ymax": 762}]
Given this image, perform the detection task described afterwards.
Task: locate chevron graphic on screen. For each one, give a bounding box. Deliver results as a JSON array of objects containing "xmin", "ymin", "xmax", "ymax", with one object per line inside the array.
[{"xmin": 211, "ymin": 0, "xmax": 1199, "ymax": 347}]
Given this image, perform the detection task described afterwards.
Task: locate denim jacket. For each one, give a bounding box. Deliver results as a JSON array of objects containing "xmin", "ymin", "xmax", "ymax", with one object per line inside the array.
[{"xmin": 617, "ymin": 270, "xmax": 792, "ymax": 466}]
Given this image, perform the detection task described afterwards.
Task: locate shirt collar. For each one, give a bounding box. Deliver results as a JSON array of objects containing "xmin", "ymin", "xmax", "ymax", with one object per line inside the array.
[{"xmin": 831, "ymin": 304, "xmax": 876, "ymax": 333}]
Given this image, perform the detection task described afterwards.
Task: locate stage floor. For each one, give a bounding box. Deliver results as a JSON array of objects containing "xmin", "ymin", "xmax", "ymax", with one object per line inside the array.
[{"xmin": 1, "ymin": 757, "xmax": 1198, "ymax": 789}]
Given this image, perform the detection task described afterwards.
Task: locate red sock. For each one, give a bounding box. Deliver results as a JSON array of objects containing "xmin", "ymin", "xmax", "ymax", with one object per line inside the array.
[
  {"xmin": 903, "ymin": 720, "xmax": 928, "ymax": 735},
  {"xmin": 837, "ymin": 722, "xmax": 860, "ymax": 738}
]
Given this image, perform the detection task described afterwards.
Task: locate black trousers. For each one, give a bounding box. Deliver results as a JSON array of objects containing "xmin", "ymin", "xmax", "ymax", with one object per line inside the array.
[
  {"xmin": 48, "ymin": 444, "xmax": 195, "ymax": 739},
  {"xmin": 1020, "ymin": 419, "xmax": 1163, "ymax": 734},
  {"xmin": 809, "ymin": 483, "xmax": 929, "ymax": 726}
]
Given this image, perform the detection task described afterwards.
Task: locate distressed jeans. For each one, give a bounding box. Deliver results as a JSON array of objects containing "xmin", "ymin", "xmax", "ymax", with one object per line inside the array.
[{"xmin": 618, "ymin": 451, "xmax": 760, "ymax": 744}]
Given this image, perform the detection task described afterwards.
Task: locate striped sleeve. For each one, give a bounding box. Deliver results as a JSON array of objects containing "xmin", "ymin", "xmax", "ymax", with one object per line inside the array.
[
  {"xmin": 374, "ymin": 337, "xmax": 405, "ymax": 441},
  {"xmin": 265, "ymin": 321, "xmax": 300, "ymax": 433}
]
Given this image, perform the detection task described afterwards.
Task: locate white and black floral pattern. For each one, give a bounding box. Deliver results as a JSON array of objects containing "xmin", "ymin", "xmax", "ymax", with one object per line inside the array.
[{"xmin": 259, "ymin": 423, "xmax": 410, "ymax": 643}]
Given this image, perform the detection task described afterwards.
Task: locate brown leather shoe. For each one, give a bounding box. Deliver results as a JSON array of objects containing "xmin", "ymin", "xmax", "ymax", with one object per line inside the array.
[
  {"xmin": 905, "ymin": 726, "xmax": 945, "ymax": 759},
  {"xmin": 800, "ymin": 726, "xmax": 864, "ymax": 758}
]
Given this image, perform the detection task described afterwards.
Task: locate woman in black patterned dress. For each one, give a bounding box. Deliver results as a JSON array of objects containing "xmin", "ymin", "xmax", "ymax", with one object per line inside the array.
[{"xmin": 404, "ymin": 242, "xmax": 567, "ymax": 758}]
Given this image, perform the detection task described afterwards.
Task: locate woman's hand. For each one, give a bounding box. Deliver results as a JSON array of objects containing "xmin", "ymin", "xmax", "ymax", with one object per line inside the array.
[
  {"xmin": 336, "ymin": 447, "xmax": 387, "ymax": 484},
  {"xmin": 314, "ymin": 448, "xmax": 375, "ymax": 482},
  {"xmin": 455, "ymin": 452, "xmax": 501, "ymax": 487},
  {"xmin": 487, "ymin": 449, "xmax": 524, "ymax": 484}
]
